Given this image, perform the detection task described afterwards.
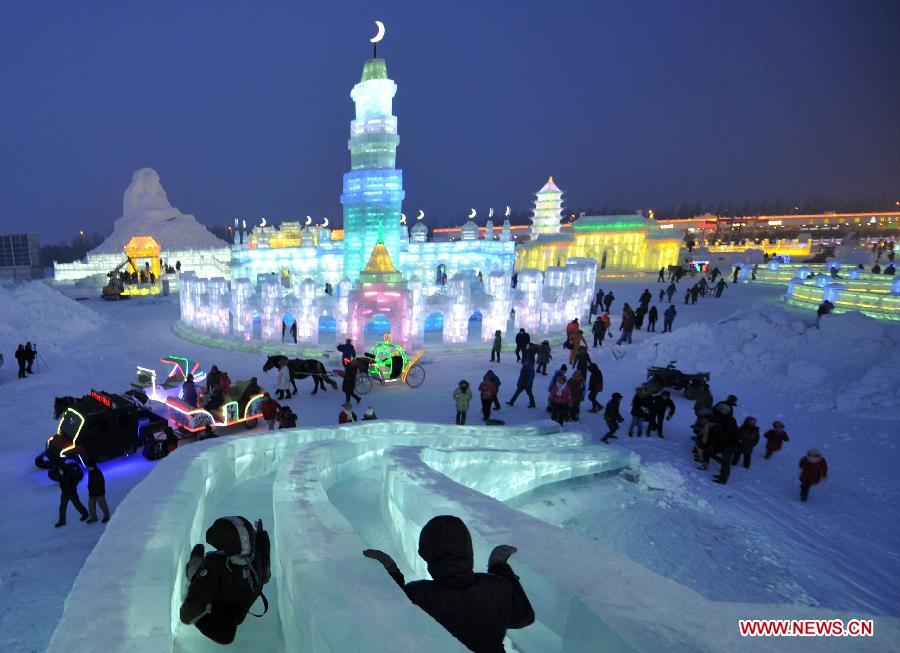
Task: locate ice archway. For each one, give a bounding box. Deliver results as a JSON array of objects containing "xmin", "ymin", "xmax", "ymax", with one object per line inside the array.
[{"xmin": 48, "ymin": 422, "xmax": 897, "ymax": 653}]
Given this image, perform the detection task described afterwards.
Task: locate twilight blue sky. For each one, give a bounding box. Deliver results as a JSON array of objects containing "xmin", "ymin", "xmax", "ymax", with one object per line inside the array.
[{"xmin": 1, "ymin": 0, "xmax": 898, "ymax": 241}]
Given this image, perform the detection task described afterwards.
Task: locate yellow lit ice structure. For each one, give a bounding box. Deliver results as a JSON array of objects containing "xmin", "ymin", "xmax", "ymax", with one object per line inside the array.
[
  {"xmin": 121, "ymin": 235, "xmax": 163, "ymax": 296},
  {"xmin": 785, "ymin": 277, "xmax": 900, "ymax": 321},
  {"xmin": 516, "ymin": 214, "xmax": 681, "ymax": 274}
]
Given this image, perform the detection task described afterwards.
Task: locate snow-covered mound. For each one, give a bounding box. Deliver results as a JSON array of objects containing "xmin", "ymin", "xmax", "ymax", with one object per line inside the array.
[
  {"xmin": 90, "ymin": 168, "xmax": 225, "ymax": 254},
  {"xmin": 635, "ymin": 306, "xmax": 899, "ymax": 414},
  {"xmin": 0, "ymin": 282, "xmax": 105, "ymax": 355}
]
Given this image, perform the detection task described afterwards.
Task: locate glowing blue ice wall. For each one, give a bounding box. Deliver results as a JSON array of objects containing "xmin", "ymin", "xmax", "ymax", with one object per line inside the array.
[{"xmin": 342, "ymin": 58, "xmax": 405, "ymax": 281}]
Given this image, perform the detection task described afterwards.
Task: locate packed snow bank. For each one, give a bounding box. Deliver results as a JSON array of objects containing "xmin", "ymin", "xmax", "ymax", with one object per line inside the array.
[
  {"xmin": 635, "ymin": 306, "xmax": 900, "ymax": 414},
  {"xmin": 0, "ymin": 281, "xmax": 105, "ymax": 356}
]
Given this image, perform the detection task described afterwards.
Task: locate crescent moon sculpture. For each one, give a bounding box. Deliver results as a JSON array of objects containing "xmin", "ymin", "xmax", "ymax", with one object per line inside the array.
[
  {"xmin": 322, "ymin": 217, "xmax": 329, "ymax": 228},
  {"xmin": 416, "ymin": 210, "xmax": 424, "ymax": 220},
  {"xmin": 260, "ymin": 217, "xmax": 267, "ymax": 227},
  {"xmin": 468, "ymin": 208, "xmax": 476, "ymax": 219},
  {"xmin": 505, "ymin": 205, "xmax": 511, "ymax": 217},
  {"xmin": 488, "ymin": 208, "xmax": 494, "ymax": 218},
  {"xmin": 370, "ymin": 20, "xmax": 386, "ymax": 44},
  {"xmin": 305, "ymin": 216, "xmax": 312, "ymax": 226}
]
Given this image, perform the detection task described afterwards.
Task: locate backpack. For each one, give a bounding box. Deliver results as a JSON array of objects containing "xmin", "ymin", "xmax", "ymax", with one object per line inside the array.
[{"xmin": 212, "ymin": 550, "xmax": 271, "ymax": 618}]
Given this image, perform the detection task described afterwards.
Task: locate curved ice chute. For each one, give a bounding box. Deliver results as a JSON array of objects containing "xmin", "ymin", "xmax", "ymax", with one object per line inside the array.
[
  {"xmin": 380, "ymin": 446, "xmax": 899, "ymax": 653},
  {"xmin": 273, "ymin": 439, "xmax": 465, "ymax": 651},
  {"xmin": 418, "ymin": 446, "xmax": 637, "ymax": 502}
]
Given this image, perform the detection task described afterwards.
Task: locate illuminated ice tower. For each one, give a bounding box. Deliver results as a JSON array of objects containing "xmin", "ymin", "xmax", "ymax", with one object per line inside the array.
[
  {"xmin": 530, "ymin": 176, "xmax": 564, "ymax": 237},
  {"xmin": 341, "ymin": 56, "xmax": 405, "ymax": 281}
]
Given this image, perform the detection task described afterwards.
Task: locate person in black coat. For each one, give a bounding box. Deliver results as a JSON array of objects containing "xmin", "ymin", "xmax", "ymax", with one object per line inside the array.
[
  {"xmin": 364, "ymin": 515, "xmax": 534, "ymax": 653},
  {"xmin": 647, "ymin": 306, "xmax": 659, "ymax": 332},
  {"xmin": 85, "ymin": 461, "xmax": 111, "ymax": 523},
  {"xmin": 54, "ymin": 461, "xmax": 89, "ymax": 527},
  {"xmin": 603, "ymin": 291, "xmax": 615, "ymax": 313},
  {"xmin": 600, "ymin": 393, "xmax": 624, "ymax": 443},
  {"xmin": 337, "ymin": 339, "xmax": 357, "ymax": 364},
  {"xmin": 648, "ymin": 391, "xmax": 676, "ymax": 438},
  {"xmin": 586, "ymin": 362, "xmax": 604, "ymax": 412},
  {"xmin": 699, "ymin": 405, "xmax": 739, "ymax": 484},
  {"xmin": 514, "ymin": 329, "xmax": 530, "ymax": 363},
  {"xmin": 507, "ymin": 360, "xmax": 536, "ymax": 407},
  {"xmin": 181, "ymin": 374, "xmax": 199, "ymax": 407},
  {"xmin": 730, "ymin": 417, "xmax": 760, "ymax": 469},
  {"xmin": 181, "ymin": 516, "xmax": 271, "ymax": 645},
  {"xmin": 24, "ymin": 342, "xmax": 35, "ymax": 373},
  {"xmin": 15, "ymin": 344, "xmax": 27, "ymax": 379},
  {"xmin": 627, "ymin": 388, "xmax": 653, "ymax": 437},
  {"xmin": 638, "ymin": 289, "xmax": 652, "ymax": 310},
  {"xmin": 342, "ymin": 361, "xmax": 362, "ymax": 405}
]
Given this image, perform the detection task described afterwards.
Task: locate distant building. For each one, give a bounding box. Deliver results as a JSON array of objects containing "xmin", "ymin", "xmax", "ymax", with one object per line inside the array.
[
  {"xmin": 0, "ymin": 233, "xmax": 43, "ymax": 280},
  {"xmin": 516, "ymin": 215, "xmax": 683, "ymax": 273}
]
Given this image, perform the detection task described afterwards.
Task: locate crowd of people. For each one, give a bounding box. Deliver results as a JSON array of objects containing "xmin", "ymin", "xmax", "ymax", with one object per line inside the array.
[{"xmin": 468, "ymin": 273, "xmax": 829, "ymax": 503}]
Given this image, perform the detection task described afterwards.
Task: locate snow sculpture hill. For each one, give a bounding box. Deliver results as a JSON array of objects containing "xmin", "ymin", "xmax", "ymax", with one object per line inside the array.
[{"xmin": 91, "ymin": 168, "xmax": 226, "ymax": 254}]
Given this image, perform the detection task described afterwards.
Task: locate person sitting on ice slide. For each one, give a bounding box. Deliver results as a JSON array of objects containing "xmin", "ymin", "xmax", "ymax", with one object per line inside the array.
[
  {"xmin": 180, "ymin": 516, "xmax": 271, "ymax": 645},
  {"xmin": 364, "ymin": 515, "xmax": 535, "ymax": 653}
]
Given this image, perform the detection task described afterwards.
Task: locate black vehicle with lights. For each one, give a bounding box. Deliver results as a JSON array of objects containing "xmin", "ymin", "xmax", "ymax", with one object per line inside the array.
[{"xmin": 35, "ymin": 389, "xmax": 167, "ymax": 476}]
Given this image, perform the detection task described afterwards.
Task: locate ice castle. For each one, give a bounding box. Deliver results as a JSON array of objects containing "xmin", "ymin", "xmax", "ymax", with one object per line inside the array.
[{"xmin": 181, "ymin": 51, "xmax": 596, "ymax": 345}]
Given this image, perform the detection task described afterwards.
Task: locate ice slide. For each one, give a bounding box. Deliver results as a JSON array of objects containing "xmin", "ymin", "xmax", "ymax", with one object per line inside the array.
[{"xmin": 47, "ymin": 422, "xmax": 898, "ymax": 652}]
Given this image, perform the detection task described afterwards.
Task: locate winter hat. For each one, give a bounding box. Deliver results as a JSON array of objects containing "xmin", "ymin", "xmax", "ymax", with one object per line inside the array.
[
  {"xmin": 726, "ymin": 394, "xmax": 738, "ymax": 404},
  {"xmin": 773, "ymin": 420, "xmax": 784, "ymax": 428},
  {"xmin": 807, "ymin": 448, "xmax": 821, "ymax": 457},
  {"xmin": 611, "ymin": 392, "xmax": 623, "ymax": 399},
  {"xmin": 342, "ymin": 401, "xmax": 352, "ymax": 410},
  {"xmin": 206, "ymin": 516, "xmax": 255, "ymax": 556},
  {"xmin": 418, "ymin": 515, "xmax": 474, "ymax": 582}
]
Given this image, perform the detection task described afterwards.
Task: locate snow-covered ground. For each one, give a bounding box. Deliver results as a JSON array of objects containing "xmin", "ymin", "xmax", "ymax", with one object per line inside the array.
[{"xmin": 1, "ymin": 278, "xmax": 898, "ymax": 652}]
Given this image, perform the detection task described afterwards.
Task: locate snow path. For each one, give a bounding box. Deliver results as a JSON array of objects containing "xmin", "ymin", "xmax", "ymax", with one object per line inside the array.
[{"xmin": 2, "ymin": 278, "xmax": 898, "ymax": 651}]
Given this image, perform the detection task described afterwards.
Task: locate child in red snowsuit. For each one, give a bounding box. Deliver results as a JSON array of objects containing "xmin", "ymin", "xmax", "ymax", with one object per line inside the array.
[
  {"xmin": 799, "ymin": 449, "xmax": 828, "ymax": 501},
  {"xmin": 763, "ymin": 421, "xmax": 789, "ymax": 459},
  {"xmin": 259, "ymin": 393, "xmax": 281, "ymax": 431}
]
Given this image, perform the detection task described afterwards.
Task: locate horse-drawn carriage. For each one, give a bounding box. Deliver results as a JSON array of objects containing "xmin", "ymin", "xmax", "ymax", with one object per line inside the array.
[{"xmin": 346, "ymin": 334, "xmax": 425, "ymax": 395}]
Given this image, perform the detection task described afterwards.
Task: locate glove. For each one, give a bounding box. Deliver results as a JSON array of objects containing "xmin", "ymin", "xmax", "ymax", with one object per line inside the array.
[
  {"xmin": 488, "ymin": 544, "xmax": 517, "ymax": 567},
  {"xmin": 255, "ymin": 518, "xmax": 264, "ymax": 533},
  {"xmin": 363, "ymin": 549, "xmax": 400, "ymax": 574}
]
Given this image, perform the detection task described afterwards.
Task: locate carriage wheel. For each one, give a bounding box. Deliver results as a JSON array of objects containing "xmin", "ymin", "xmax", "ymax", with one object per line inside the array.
[
  {"xmin": 405, "ymin": 363, "xmax": 425, "ymax": 388},
  {"xmin": 356, "ymin": 373, "xmax": 374, "ymax": 395},
  {"xmin": 683, "ymin": 383, "xmax": 700, "ymax": 401}
]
